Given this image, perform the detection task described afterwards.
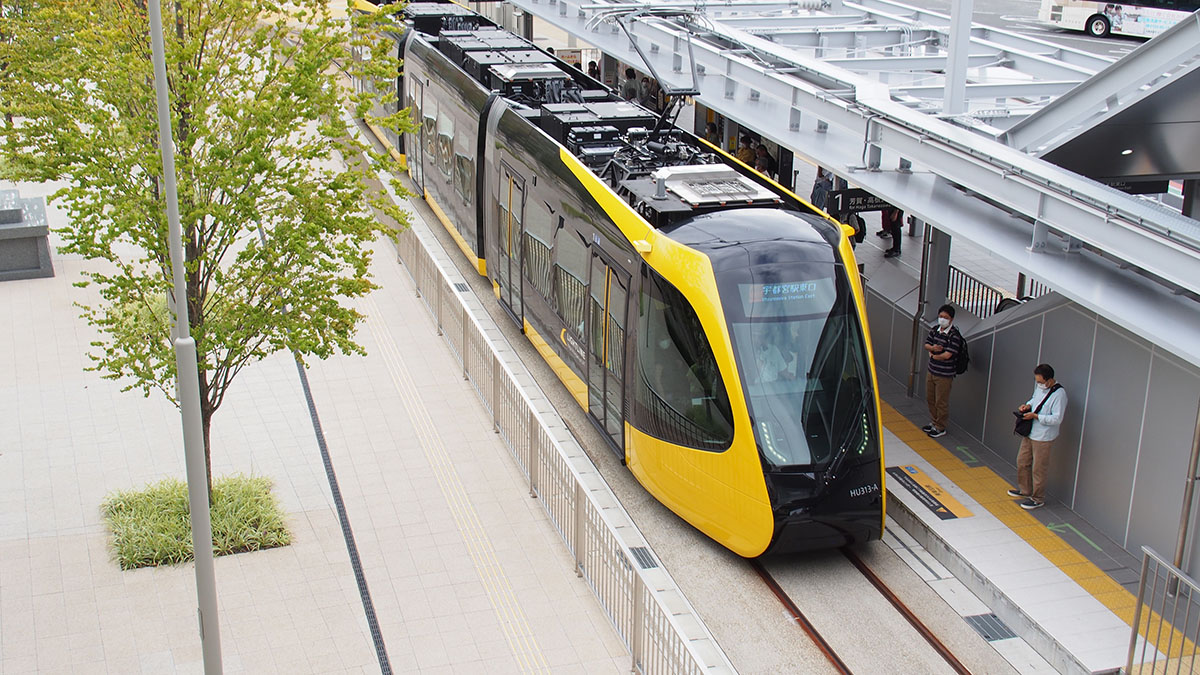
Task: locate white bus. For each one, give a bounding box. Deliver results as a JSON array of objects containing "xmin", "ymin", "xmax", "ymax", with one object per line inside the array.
[{"xmin": 1038, "ymin": 0, "xmax": 1199, "ymax": 37}]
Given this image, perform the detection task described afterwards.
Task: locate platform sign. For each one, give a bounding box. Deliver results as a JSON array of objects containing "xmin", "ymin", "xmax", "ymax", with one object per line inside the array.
[
  {"xmin": 1106, "ymin": 180, "xmax": 1169, "ymax": 195},
  {"xmin": 886, "ymin": 465, "xmax": 973, "ymax": 520},
  {"xmin": 828, "ymin": 188, "xmax": 890, "ymax": 214},
  {"xmin": 556, "ymin": 49, "xmax": 583, "ymax": 67}
]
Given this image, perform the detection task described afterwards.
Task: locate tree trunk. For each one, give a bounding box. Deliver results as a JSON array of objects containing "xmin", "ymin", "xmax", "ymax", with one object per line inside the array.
[{"xmin": 200, "ymin": 401, "xmax": 213, "ymax": 505}]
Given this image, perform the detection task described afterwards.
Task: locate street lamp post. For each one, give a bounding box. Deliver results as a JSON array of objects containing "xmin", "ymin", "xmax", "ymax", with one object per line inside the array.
[{"xmin": 147, "ymin": 1, "xmax": 224, "ymax": 672}]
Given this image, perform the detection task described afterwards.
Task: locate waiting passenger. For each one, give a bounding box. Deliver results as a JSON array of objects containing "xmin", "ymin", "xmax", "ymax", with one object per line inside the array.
[
  {"xmin": 810, "ymin": 167, "xmax": 833, "ymax": 211},
  {"xmin": 587, "ymin": 61, "xmax": 600, "ymax": 81},
  {"xmin": 736, "ymin": 135, "xmax": 756, "ymax": 165},
  {"xmin": 923, "ymin": 304, "xmax": 963, "ymax": 438},
  {"xmin": 622, "ymin": 68, "xmax": 638, "ymax": 101},
  {"xmin": 1007, "ymin": 364, "xmax": 1067, "ymax": 510},
  {"xmin": 754, "ymin": 154, "xmax": 770, "ymax": 176},
  {"xmin": 755, "ymin": 144, "xmax": 778, "ymax": 179},
  {"xmin": 638, "ymin": 77, "xmax": 654, "ymax": 107},
  {"xmin": 705, "ymin": 122, "xmax": 720, "ymax": 145},
  {"xmin": 881, "ymin": 206, "xmax": 904, "ymax": 258}
]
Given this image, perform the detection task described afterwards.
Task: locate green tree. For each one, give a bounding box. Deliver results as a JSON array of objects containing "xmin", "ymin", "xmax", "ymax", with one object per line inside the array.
[{"xmin": 0, "ymin": 0, "xmax": 413, "ymax": 495}]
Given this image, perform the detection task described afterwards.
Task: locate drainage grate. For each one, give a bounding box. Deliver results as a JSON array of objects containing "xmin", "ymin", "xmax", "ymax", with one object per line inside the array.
[
  {"xmin": 630, "ymin": 546, "xmax": 658, "ymax": 570},
  {"xmin": 454, "ymin": 282, "xmax": 469, "ymax": 292},
  {"xmin": 964, "ymin": 613, "xmax": 1017, "ymax": 642}
]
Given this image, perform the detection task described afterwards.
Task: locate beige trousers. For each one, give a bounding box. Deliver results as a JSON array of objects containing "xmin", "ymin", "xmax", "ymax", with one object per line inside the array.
[
  {"xmin": 925, "ymin": 373, "xmax": 953, "ymax": 431},
  {"xmin": 1017, "ymin": 436, "xmax": 1055, "ymax": 502}
]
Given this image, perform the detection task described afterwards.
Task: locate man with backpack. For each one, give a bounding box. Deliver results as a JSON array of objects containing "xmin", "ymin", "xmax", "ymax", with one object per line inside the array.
[{"xmin": 922, "ymin": 304, "xmax": 966, "ymax": 438}]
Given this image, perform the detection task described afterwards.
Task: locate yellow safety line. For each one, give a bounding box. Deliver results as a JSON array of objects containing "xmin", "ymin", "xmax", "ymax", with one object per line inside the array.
[
  {"xmin": 362, "ymin": 294, "xmax": 551, "ymax": 673},
  {"xmin": 523, "ymin": 319, "xmax": 588, "ymax": 409},
  {"xmin": 880, "ymin": 401, "xmax": 1194, "ymax": 660},
  {"xmin": 365, "ymin": 121, "xmax": 407, "ymax": 171},
  {"xmin": 425, "ymin": 190, "xmax": 487, "ymax": 276}
]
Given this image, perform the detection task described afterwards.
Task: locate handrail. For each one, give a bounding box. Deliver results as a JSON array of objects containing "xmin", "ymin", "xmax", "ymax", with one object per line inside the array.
[
  {"xmin": 947, "ymin": 265, "xmax": 1006, "ymax": 319},
  {"xmin": 373, "ymin": 162, "xmax": 736, "ymax": 674},
  {"xmin": 1126, "ymin": 546, "xmax": 1200, "ymax": 673}
]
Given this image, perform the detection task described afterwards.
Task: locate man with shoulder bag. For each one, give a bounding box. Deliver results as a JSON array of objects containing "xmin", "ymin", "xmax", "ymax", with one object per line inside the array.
[{"xmin": 1007, "ymin": 364, "xmax": 1067, "ymax": 510}]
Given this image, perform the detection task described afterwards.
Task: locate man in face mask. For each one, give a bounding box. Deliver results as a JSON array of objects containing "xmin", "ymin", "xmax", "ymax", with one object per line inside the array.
[
  {"xmin": 922, "ymin": 304, "xmax": 963, "ymax": 438},
  {"xmin": 1007, "ymin": 364, "xmax": 1067, "ymax": 510}
]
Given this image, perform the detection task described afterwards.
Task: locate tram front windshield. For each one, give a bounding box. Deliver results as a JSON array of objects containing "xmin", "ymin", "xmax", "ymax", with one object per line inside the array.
[{"xmin": 722, "ymin": 262, "xmax": 874, "ymax": 469}]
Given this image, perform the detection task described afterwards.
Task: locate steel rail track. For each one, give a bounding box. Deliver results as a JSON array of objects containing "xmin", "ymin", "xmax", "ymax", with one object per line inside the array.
[
  {"xmin": 750, "ymin": 560, "xmax": 853, "ymax": 675},
  {"xmin": 841, "ymin": 546, "xmax": 973, "ymax": 675},
  {"xmin": 753, "ymin": 549, "xmax": 974, "ymax": 675}
]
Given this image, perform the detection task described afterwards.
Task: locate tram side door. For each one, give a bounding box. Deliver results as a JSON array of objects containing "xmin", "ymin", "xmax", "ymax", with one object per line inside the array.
[
  {"xmin": 496, "ymin": 165, "xmax": 524, "ymax": 323},
  {"xmin": 586, "ymin": 250, "xmax": 629, "ymax": 453}
]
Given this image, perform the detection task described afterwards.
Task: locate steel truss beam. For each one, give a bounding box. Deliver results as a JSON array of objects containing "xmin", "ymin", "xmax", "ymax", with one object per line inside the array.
[
  {"xmin": 1002, "ymin": 11, "xmax": 1200, "ymax": 154},
  {"xmin": 823, "ymin": 53, "xmax": 999, "ymax": 70},
  {"xmin": 508, "ymin": 0, "xmax": 1200, "ymax": 365},
  {"xmin": 718, "ymin": 13, "xmax": 865, "ymax": 27},
  {"xmin": 848, "ymin": 0, "xmax": 1114, "ymax": 72},
  {"xmin": 893, "ymin": 80, "xmax": 1079, "ymax": 99}
]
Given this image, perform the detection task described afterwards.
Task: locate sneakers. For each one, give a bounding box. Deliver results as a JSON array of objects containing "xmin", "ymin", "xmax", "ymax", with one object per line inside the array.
[
  {"xmin": 1020, "ymin": 498, "xmax": 1044, "ymax": 510},
  {"xmin": 921, "ymin": 423, "xmax": 936, "ymax": 433},
  {"xmin": 1006, "ymin": 488, "xmax": 1028, "ymax": 498},
  {"xmin": 927, "ymin": 427, "xmax": 946, "ymax": 438},
  {"xmin": 875, "ymin": 230, "xmax": 889, "ymax": 238}
]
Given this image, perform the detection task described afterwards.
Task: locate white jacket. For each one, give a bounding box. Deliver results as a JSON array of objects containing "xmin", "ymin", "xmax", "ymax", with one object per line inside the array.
[{"xmin": 1025, "ymin": 384, "xmax": 1068, "ymax": 442}]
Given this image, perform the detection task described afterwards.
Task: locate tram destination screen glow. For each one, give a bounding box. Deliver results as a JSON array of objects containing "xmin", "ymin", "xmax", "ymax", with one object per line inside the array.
[{"xmin": 739, "ymin": 278, "xmax": 836, "ymax": 318}]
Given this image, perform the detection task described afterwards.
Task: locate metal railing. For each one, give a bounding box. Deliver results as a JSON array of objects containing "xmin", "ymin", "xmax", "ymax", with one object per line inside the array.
[
  {"xmin": 948, "ymin": 265, "xmax": 1007, "ymax": 319},
  {"xmin": 386, "ymin": 180, "xmax": 735, "ymax": 675},
  {"xmin": 1016, "ymin": 272, "xmax": 1052, "ymax": 300},
  {"xmin": 1127, "ymin": 546, "xmax": 1200, "ymax": 674}
]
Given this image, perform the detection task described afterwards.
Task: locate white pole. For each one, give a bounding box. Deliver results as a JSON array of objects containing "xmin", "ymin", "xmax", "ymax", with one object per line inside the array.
[
  {"xmin": 147, "ymin": 2, "xmax": 224, "ymax": 672},
  {"xmin": 944, "ymin": 0, "xmax": 973, "ymax": 116}
]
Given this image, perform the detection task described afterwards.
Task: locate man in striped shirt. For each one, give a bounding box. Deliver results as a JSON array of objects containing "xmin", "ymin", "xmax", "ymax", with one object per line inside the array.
[{"xmin": 922, "ymin": 304, "xmax": 964, "ymax": 439}]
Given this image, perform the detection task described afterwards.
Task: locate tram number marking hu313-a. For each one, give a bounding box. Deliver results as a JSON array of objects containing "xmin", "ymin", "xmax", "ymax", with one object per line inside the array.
[{"xmin": 849, "ymin": 483, "xmax": 880, "ymax": 499}]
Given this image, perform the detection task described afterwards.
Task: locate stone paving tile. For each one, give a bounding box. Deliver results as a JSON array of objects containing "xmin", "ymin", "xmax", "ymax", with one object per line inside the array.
[{"xmin": 0, "ymin": 178, "xmax": 628, "ymax": 673}]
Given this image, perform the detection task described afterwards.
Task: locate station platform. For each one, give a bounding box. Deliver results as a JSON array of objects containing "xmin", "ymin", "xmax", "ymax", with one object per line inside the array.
[
  {"xmin": 827, "ymin": 221, "xmax": 1171, "ymax": 673},
  {"xmin": 0, "ymin": 180, "xmax": 635, "ymax": 673},
  {"xmin": 876, "ymin": 374, "xmax": 1148, "ymax": 674}
]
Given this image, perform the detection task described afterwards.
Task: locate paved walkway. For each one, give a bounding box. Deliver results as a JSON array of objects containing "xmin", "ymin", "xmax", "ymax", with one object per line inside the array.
[{"xmin": 0, "ymin": 179, "xmax": 627, "ymax": 673}]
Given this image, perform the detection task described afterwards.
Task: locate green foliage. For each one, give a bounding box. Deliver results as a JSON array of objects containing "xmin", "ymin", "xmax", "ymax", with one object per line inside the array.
[
  {"xmin": 0, "ymin": 0, "xmax": 415, "ymax": 481},
  {"xmin": 101, "ymin": 474, "xmax": 292, "ymax": 570}
]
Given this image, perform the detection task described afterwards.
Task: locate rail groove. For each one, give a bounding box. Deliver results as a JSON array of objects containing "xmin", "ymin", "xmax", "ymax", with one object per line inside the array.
[
  {"xmin": 750, "ymin": 560, "xmax": 852, "ymax": 674},
  {"xmin": 755, "ymin": 549, "xmax": 974, "ymax": 675},
  {"xmin": 841, "ymin": 547, "xmax": 973, "ymax": 675}
]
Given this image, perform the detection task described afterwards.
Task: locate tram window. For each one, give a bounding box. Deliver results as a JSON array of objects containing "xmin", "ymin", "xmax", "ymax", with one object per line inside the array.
[
  {"xmin": 437, "ymin": 113, "xmax": 454, "ymax": 178},
  {"xmin": 422, "ymin": 97, "xmax": 437, "ymax": 157},
  {"xmin": 453, "ymin": 153, "xmax": 474, "ymax": 207},
  {"xmin": 523, "ymin": 204, "xmax": 554, "ymax": 300},
  {"xmin": 554, "ymin": 228, "xmax": 588, "ymax": 337},
  {"xmin": 635, "ymin": 265, "xmax": 734, "ymax": 451}
]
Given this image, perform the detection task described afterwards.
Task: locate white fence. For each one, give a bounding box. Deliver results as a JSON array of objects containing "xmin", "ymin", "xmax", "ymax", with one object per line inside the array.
[{"xmin": 385, "ymin": 177, "xmax": 735, "ymax": 675}]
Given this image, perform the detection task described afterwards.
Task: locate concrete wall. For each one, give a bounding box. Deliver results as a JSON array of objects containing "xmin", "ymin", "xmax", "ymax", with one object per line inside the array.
[{"xmin": 866, "ymin": 277, "xmax": 1200, "ymax": 571}]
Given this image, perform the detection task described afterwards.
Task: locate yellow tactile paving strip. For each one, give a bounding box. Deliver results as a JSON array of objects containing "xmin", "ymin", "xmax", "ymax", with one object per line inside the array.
[
  {"xmin": 880, "ymin": 401, "xmax": 1193, "ymax": 660},
  {"xmin": 362, "ymin": 295, "xmax": 552, "ymax": 673}
]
